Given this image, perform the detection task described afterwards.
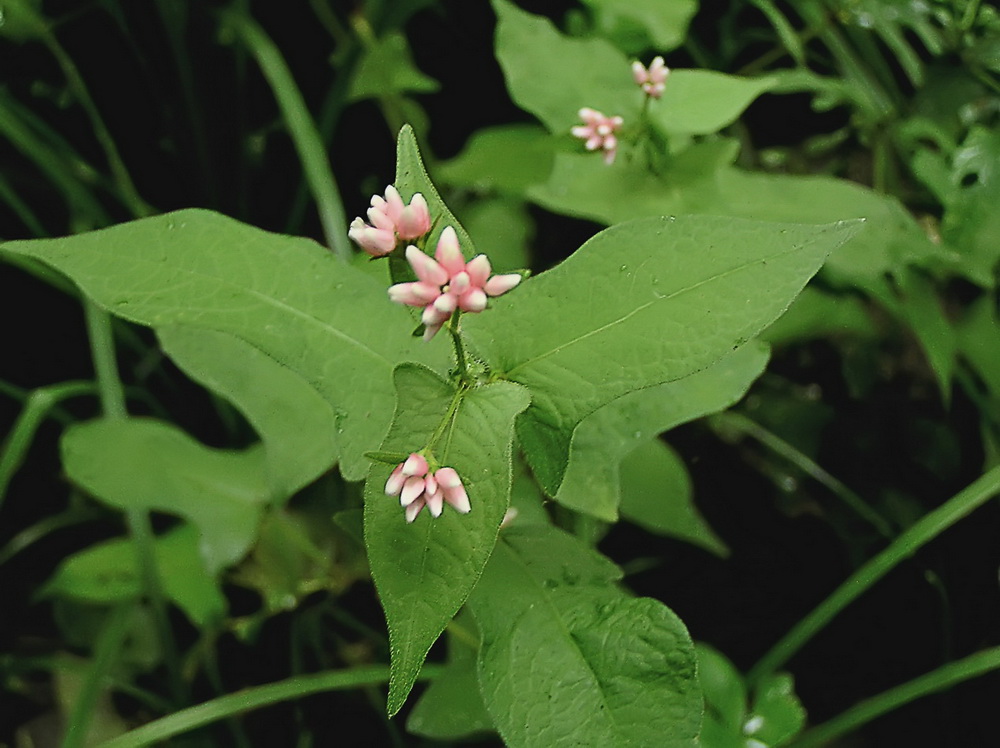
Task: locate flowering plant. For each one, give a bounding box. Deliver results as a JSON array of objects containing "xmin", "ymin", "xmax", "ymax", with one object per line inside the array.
[{"xmin": 1, "ymin": 1, "xmax": 999, "ymax": 746}]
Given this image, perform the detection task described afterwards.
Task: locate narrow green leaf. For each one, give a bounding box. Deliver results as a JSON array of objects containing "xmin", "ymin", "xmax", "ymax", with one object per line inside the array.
[
  {"xmin": 651, "ymin": 70, "xmax": 776, "ymax": 136},
  {"xmin": 44, "ymin": 524, "xmax": 225, "ymax": 627},
  {"xmin": 1, "ymin": 209, "xmax": 448, "ymax": 479},
  {"xmin": 465, "ymin": 215, "xmax": 860, "ymax": 493},
  {"xmin": 468, "ymin": 525, "xmax": 701, "ymax": 747},
  {"xmin": 61, "ymin": 418, "xmax": 270, "ymax": 570},
  {"xmin": 619, "ymin": 438, "xmax": 729, "ymax": 556},
  {"xmin": 157, "ymin": 325, "xmax": 338, "ymax": 499},
  {"xmin": 557, "ymin": 342, "xmax": 768, "ymax": 521},
  {"xmin": 365, "ymin": 364, "xmax": 529, "ymax": 715},
  {"xmin": 492, "ymin": 0, "xmax": 641, "ymax": 134},
  {"xmin": 395, "ymin": 124, "xmax": 477, "ymax": 259}
]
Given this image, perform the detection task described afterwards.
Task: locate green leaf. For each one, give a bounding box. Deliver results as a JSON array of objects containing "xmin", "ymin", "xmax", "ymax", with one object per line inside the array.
[
  {"xmin": 492, "ymin": 0, "xmax": 641, "ymax": 134},
  {"xmin": 44, "ymin": 524, "xmax": 225, "ymax": 627},
  {"xmin": 348, "ymin": 31, "xmax": 439, "ymax": 101},
  {"xmin": 580, "ymin": 0, "xmax": 697, "ymax": 52},
  {"xmin": 957, "ymin": 295, "xmax": 1000, "ymax": 401},
  {"xmin": 395, "ymin": 124, "xmax": 477, "ymax": 257},
  {"xmin": 557, "ymin": 342, "xmax": 768, "ymax": 521},
  {"xmin": 1, "ymin": 208, "xmax": 448, "ymax": 479},
  {"xmin": 761, "ymin": 287, "xmax": 876, "ymax": 346},
  {"xmin": 61, "ymin": 418, "xmax": 270, "ymax": 570},
  {"xmin": 748, "ymin": 672, "xmax": 807, "ymax": 745},
  {"xmin": 437, "ymin": 124, "xmax": 555, "ymax": 195},
  {"xmin": 406, "ymin": 612, "xmax": 495, "ymax": 740},
  {"xmin": 619, "ymin": 438, "xmax": 729, "ymax": 556},
  {"xmin": 365, "ymin": 364, "xmax": 530, "ymax": 715},
  {"xmin": 460, "ymin": 197, "xmax": 533, "ymax": 272},
  {"xmin": 465, "ymin": 215, "xmax": 859, "ymax": 494},
  {"xmin": 468, "ymin": 524, "xmax": 701, "ymax": 747},
  {"xmin": 157, "ymin": 325, "xmax": 338, "ymax": 499},
  {"xmin": 650, "ymin": 70, "xmax": 776, "ymax": 136},
  {"xmin": 696, "ymin": 643, "xmax": 747, "ymax": 733}
]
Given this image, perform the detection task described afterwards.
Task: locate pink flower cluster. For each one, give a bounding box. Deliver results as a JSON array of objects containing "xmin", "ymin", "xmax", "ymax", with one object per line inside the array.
[
  {"xmin": 385, "ymin": 453, "xmax": 471, "ymax": 523},
  {"xmin": 632, "ymin": 56, "xmax": 670, "ymax": 98},
  {"xmin": 388, "ymin": 226, "xmax": 522, "ymax": 340},
  {"xmin": 571, "ymin": 108, "xmax": 623, "ymax": 165},
  {"xmin": 348, "ymin": 185, "xmax": 431, "ymax": 256}
]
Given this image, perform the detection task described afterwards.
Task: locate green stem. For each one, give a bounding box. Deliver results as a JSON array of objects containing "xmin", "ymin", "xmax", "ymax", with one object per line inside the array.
[
  {"xmin": 84, "ymin": 300, "xmax": 186, "ymax": 705},
  {"xmin": 225, "ymin": 10, "xmax": 351, "ymax": 261},
  {"xmin": 0, "ymin": 381, "xmax": 95, "ymax": 508},
  {"xmin": 788, "ymin": 646, "xmax": 1000, "ymax": 747},
  {"xmin": 100, "ymin": 665, "xmax": 444, "ymax": 748},
  {"xmin": 448, "ymin": 316, "xmax": 471, "ymax": 382},
  {"xmin": 0, "ymin": 507, "xmax": 102, "ymax": 567},
  {"xmin": 83, "ymin": 301, "xmax": 127, "ymax": 420},
  {"xmin": 711, "ymin": 412, "xmax": 894, "ymax": 538},
  {"xmin": 425, "ymin": 383, "xmax": 468, "ymax": 456},
  {"xmin": 62, "ymin": 604, "xmax": 133, "ymax": 748},
  {"xmin": 746, "ymin": 464, "xmax": 1000, "ymax": 685},
  {"xmin": 33, "ymin": 17, "xmax": 150, "ymax": 217}
]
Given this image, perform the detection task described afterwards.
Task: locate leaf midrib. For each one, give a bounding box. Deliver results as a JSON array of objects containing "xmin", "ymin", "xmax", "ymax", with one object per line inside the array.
[{"xmin": 505, "ymin": 241, "xmax": 815, "ymax": 378}]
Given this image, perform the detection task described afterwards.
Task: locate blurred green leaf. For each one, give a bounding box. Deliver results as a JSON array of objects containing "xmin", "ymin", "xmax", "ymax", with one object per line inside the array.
[
  {"xmin": 697, "ymin": 643, "xmax": 747, "ymax": 738},
  {"xmin": 44, "ymin": 524, "xmax": 225, "ymax": 627},
  {"xmin": 460, "ymin": 197, "xmax": 532, "ymax": 272},
  {"xmin": 437, "ymin": 124, "xmax": 555, "ymax": 195},
  {"xmin": 748, "ymin": 672, "xmax": 806, "ymax": 745},
  {"xmin": 619, "ymin": 438, "xmax": 729, "ymax": 556},
  {"xmin": 581, "ymin": 0, "xmax": 698, "ymax": 52},
  {"xmin": 651, "ymin": 70, "xmax": 776, "ymax": 136},
  {"xmin": 365, "ymin": 364, "xmax": 529, "ymax": 716},
  {"xmin": 492, "ymin": 0, "xmax": 641, "ymax": 134},
  {"xmin": 558, "ymin": 342, "xmax": 768, "ymax": 521},
  {"xmin": 465, "ymin": 215, "xmax": 858, "ymax": 494},
  {"xmin": 348, "ymin": 31, "xmax": 439, "ymax": 102},
  {"xmin": 61, "ymin": 418, "xmax": 270, "ymax": 570},
  {"xmin": 761, "ymin": 287, "xmax": 876, "ymax": 345},
  {"xmin": 468, "ymin": 524, "xmax": 701, "ymax": 747}
]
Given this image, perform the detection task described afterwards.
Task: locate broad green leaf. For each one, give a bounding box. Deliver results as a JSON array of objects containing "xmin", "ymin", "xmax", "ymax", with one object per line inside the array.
[
  {"xmin": 61, "ymin": 418, "xmax": 270, "ymax": 570},
  {"xmin": 437, "ymin": 124, "xmax": 555, "ymax": 195},
  {"xmin": 581, "ymin": 0, "xmax": 697, "ymax": 51},
  {"xmin": 942, "ymin": 126, "xmax": 1000, "ymax": 287},
  {"xmin": 558, "ymin": 342, "xmax": 768, "ymax": 521},
  {"xmin": 468, "ymin": 524, "xmax": 701, "ymax": 747},
  {"xmin": 619, "ymin": 438, "xmax": 728, "ymax": 556},
  {"xmin": 492, "ymin": 0, "xmax": 641, "ymax": 134},
  {"xmin": 43, "ymin": 524, "xmax": 225, "ymax": 627},
  {"xmin": 348, "ymin": 31, "xmax": 439, "ymax": 101},
  {"xmin": 157, "ymin": 325, "xmax": 337, "ymax": 499},
  {"xmin": 651, "ymin": 70, "xmax": 776, "ymax": 136},
  {"xmin": 365, "ymin": 364, "xmax": 529, "ymax": 715},
  {"xmin": 465, "ymin": 215, "xmax": 859, "ymax": 493},
  {"xmin": 1, "ymin": 208, "xmax": 448, "ymax": 479},
  {"xmin": 0, "ymin": 0, "xmax": 45, "ymax": 42},
  {"xmin": 406, "ymin": 612, "xmax": 495, "ymax": 740},
  {"xmin": 527, "ymin": 147, "xmax": 954, "ymax": 287}
]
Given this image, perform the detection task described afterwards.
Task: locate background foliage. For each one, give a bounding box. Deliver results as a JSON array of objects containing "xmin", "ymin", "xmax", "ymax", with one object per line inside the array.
[{"xmin": 1, "ymin": 0, "xmax": 999, "ymax": 746}]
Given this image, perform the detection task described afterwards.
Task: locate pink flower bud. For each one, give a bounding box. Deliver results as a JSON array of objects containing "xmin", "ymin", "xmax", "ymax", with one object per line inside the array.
[
  {"xmin": 396, "ymin": 193, "xmax": 431, "ymax": 240},
  {"xmin": 485, "ymin": 273, "xmax": 522, "ymax": 297},
  {"xmin": 406, "ymin": 245, "xmax": 449, "ymax": 286}
]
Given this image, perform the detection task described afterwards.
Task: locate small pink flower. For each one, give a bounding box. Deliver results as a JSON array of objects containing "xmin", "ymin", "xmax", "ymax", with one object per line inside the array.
[
  {"xmin": 387, "ymin": 227, "xmax": 522, "ymax": 340},
  {"xmin": 632, "ymin": 56, "xmax": 669, "ymax": 98},
  {"xmin": 571, "ymin": 108, "xmax": 624, "ymax": 165},
  {"xmin": 348, "ymin": 185, "xmax": 432, "ymax": 256},
  {"xmin": 384, "ymin": 454, "xmax": 471, "ymax": 523}
]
